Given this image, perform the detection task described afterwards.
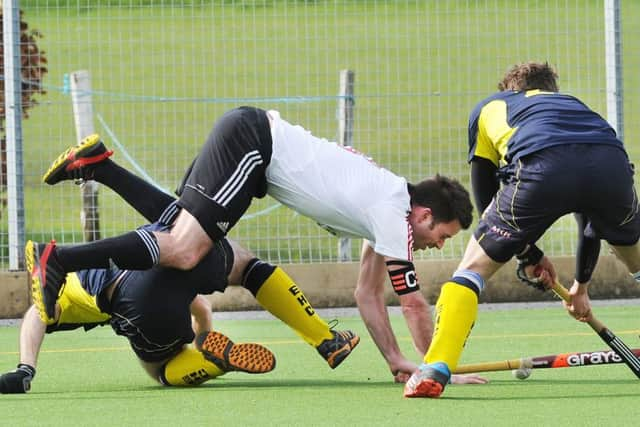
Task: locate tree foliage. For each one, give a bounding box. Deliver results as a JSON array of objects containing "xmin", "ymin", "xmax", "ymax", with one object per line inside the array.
[{"xmin": 0, "ymin": 9, "xmax": 48, "ymax": 205}]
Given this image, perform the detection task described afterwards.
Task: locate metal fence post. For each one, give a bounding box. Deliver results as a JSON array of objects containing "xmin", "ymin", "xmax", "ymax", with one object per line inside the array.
[
  {"xmin": 3, "ymin": 0, "xmax": 26, "ymax": 270},
  {"xmin": 70, "ymin": 70, "xmax": 101, "ymax": 241},
  {"xmin": 604, "ymin": 0, "xmax": 623, "ymax": 140},
  {"xmin": 337, "ymin": 69, "xmax": 355, "ymax": 262}
]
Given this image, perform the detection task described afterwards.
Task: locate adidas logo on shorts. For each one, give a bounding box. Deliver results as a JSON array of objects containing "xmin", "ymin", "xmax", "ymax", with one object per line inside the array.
[{"xmin": 217, "ymin": 222, "xmax": 229, "ymax": 233}]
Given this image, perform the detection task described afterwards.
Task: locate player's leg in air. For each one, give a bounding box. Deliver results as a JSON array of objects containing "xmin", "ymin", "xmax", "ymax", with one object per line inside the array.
[
  {"xmin": 33, "ymin": 133, "xmax": 359, "ymax": 369},
  {"xmin": 27, "ymin": 109, "xmax": 275, "ymax": 323}
]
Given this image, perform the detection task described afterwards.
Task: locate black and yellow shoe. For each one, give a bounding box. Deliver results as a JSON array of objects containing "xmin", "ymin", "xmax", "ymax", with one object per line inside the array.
[
  {"xmin": 316, "ymin": 329, "xmax": 360, "ymax": 369},
  {"xmin": 196, "ymin": 331, "xmax": 276, "ymax": 374},
  {"xmin": 25, "ymin": 240, "xmax": 66, "ymax": 325},
  {"xmin": 43, "ymin": 134, "xmax": 113, "ymax": 185}
]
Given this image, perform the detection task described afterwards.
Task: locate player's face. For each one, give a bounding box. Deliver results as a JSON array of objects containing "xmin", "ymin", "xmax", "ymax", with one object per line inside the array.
[{"xmin": 412, "ymin": 215, "xmax": 462, "ymax": 251}]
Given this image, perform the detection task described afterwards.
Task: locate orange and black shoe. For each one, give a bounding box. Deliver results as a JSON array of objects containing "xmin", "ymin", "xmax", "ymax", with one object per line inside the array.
[
  {"xmin": 196, "ymin": 331, "xmax": 276, "ymax": 374},
  {"xmin": 25, "ymin": 240, "xmax": 67, "ymax": 325},
  {"xmin": 403, "ymin": 362, "xmax": 451, "ymax": 398},
  {"xmin": 43, "ymin": 134, "xmax": 113, "ymax": 185},
  {"xmin": 316, "ymin": 328, "xmax": 360, "ymax": 369}
]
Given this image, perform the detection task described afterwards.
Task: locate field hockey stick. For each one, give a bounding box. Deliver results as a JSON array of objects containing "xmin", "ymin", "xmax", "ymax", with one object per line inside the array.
[
  {"xmin": 549, "ymin": 280, "xmax": 640, "ymax": 378},
  {"xmin": 454, "ymin": 347, "xmax": 640, "ymax": 374}
]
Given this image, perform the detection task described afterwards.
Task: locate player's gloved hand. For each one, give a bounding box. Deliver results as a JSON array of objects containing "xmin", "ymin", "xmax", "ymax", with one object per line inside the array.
[
  {"xmin": 0, "ymin": 364, "xmax": 36, "ymax": 394},
  {"xmin": 515, "ymin": 244, "xmax": 546, "ymax": 291}
]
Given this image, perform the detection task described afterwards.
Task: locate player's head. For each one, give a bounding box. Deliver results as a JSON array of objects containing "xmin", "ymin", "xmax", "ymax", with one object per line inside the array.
[
  {"xmin": 498, "ymin": 61, "xmax": 559, "ymax": 92},
  {"xmin": 407, "ymin": 175, "xmax": 473, "ymax": 250}
]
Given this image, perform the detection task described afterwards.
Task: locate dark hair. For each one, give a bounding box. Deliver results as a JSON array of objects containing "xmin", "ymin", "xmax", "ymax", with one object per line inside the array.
[
  {"xmin": 498, "ymin": 61, "xmax": 559, "ymax": 92},
  {"xmin": 408, "ymin": 174, "xmax": 473, "ymax": 229}
]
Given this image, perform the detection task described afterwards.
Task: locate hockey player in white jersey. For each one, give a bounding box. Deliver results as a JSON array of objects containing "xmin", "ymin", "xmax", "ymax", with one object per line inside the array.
[{"xmin": 31, "ymin": 106, "xmax": 477, "ymax": 383}]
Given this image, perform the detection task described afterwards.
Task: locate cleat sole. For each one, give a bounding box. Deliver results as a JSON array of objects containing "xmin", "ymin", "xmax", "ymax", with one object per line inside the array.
[
  {"xmin": 227, "ymin": 343, "xmax": 276, "ymax": 374},
  {"xmin": 25, "ymin": 241, "xmax": 55, "ymax": 325},
  {"xmin": 404, "ymin": 378, "xmax": 444, "ymax": 398},
  {"xmin": 197, "ymin": 331, "xmax": 275, "ymax": 374}
]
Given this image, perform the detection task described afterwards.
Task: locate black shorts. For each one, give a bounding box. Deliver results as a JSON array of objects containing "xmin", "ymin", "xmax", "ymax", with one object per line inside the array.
[
  {"xmin": 177, "ymin": 106, "xmax": 273, "ymax": 241},
  {"xmin": 105, "ymin": 239, "xmax": 234, "ymax": 363},
  {"xmin": 475, "ymin": 144, "xmax": 640, "ymax": 262}
]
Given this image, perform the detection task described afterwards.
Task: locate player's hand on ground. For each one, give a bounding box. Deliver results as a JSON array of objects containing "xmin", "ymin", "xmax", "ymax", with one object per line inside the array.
[
  {"xmin": 450, "ymin": 373, "xmax": 488, "ymax": 384},
  {"xmin": 393, "ymin": 371, "xmax": 411, "ymax": 383},
  {"xmin": 563, "ymin": 282, "xmax": 592, "ymax": 322},
  {"xmin": 390, "ymin": 359, "xmax": 418, "ymax": 383}
]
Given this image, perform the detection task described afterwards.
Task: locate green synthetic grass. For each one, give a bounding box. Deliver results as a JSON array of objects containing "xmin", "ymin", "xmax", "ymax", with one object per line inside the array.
[{"xmin": 1, "ymin": 305, "xmax": 640, "ymax": 426}]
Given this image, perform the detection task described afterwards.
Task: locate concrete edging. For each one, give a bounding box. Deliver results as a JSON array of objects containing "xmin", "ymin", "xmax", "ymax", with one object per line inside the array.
[{"xmin": 2, "ymin": 255, "xmax": 638, "ymax": 319}]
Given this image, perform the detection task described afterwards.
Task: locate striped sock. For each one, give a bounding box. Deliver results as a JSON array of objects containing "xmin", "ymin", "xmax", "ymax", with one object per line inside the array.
[{"xmin": 56, "ymin": 229, "xmax": 159, "ymax": 271}]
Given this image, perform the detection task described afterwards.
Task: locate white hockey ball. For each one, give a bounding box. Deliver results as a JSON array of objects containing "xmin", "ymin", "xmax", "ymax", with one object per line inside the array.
[{"xmin": 512, "ymin": 368, "xmax": 532, "ymax": 380}]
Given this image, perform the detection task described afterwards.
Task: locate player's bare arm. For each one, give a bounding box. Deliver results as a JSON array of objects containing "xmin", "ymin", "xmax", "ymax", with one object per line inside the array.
[
  {"xmin": 398, "ymin": 289, "xmax": 432, "ymax": 356},
  {"xmin": 190, "ymin": 295, "xmax": 213, "ymax": 338},
  {"xmin": 354, "ymin": 242, "xmax": 417, "ymax": 379}
]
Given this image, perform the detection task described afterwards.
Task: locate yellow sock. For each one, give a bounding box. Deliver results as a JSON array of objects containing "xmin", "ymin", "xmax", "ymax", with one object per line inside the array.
[
  {"xmin": 256, "ymin": 267, "xmax": 333, "ymax": 347},
  {"xmin": 425, "ymin": 282, "xmax": 478, "ymax": 371},
  {"xmin": 160, "ymin": 347, "xmax": 224, "ymax": 386}
]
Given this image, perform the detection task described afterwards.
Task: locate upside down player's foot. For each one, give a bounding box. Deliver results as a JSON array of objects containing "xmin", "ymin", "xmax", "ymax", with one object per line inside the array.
[
  {"xmin": 316, "ymin": 329, "xmax": 360, "ymax": 369},
  {"xmin": 25, "ymin": 240, "xmax": 67, "ymax": 325},
  {"xmin": 196, "ymin": 331, "xmax": 276, "ymax": 374},
  {"xmin": 43, "ymin": 134, "xmax": 113, "ymax": 185},
  {"xmin": 404, "ymin": 362, "xmax": 451, "ymax": 398}
]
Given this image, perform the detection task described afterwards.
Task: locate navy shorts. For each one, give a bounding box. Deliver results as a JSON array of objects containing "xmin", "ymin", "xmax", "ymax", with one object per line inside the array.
[
  {"xmin": 475, "ymin": 143, "xmax": 640, "ymax": 262},
  {"xmin": 177, "ymin": 106, "xmax": 273, "ymax": 241},
  {"xmin": 106, "ymin": 239, "xmax": 233, "ymax": 363}
]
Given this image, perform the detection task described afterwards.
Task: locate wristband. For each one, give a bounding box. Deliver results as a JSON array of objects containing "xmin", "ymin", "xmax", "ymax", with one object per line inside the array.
[
  {"xmin": 17, "ymin": 364, "xmax": 36, "ymax": 379},
  {"xmin": 516, "ymin": 244, "xmax": 543, "ymax": 266}
]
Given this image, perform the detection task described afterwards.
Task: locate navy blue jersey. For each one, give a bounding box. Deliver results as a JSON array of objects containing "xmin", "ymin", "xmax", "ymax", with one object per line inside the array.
[{"xmin": 468, "ymin": 90, "xmax": 622, "ymax": 166}]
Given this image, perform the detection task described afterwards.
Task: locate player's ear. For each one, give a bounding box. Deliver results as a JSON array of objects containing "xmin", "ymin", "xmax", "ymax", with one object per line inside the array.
[
  {"xmin": 422, "ymin": 207, "xmax": 432, "ymax": 222},
  {"xmin": 411, "ymin": 206, "xmax": 431, "ymax": 223}
]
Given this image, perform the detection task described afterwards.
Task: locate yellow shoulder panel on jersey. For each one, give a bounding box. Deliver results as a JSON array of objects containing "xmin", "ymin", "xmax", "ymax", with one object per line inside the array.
[{"xmin": 475, "ymin": 99, "xmax": 517, "ymax": 166}]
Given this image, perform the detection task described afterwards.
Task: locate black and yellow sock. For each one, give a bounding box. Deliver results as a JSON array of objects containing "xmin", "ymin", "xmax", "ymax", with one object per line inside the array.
[
  {"xmin": 243, "ymin": 259, "xmax": 333, "ymax": 347},
  {"xmin": 425, "ymin": 282, "xmax": 478, "ymax": 371},
  {"xmin": 159, "ymin": 347, "xmax": 224, "ymax": 386}
]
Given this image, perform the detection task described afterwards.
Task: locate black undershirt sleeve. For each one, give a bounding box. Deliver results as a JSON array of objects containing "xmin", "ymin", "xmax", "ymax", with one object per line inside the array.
[
  {"xmin": 470, "ymin": 157, "xmax": 499, "ymax": 214},
  {"xmin": 574, "ymin": 213, "xmax": 601, "ymax": 283}
]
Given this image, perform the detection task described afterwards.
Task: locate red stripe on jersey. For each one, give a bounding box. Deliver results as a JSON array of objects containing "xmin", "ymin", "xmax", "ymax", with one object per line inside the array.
[{"xmin": 406, "ymin": 219, "xmax": 414, "ymax": 262}]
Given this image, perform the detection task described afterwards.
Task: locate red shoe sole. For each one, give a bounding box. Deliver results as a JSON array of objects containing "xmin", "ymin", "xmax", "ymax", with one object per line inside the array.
[{"xmin": 404, "ymin": 378, "xmax": 444, "ymax": 398}]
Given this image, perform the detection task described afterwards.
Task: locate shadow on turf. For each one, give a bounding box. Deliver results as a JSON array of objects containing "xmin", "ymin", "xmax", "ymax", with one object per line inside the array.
[
  {"xmin": 183, "ymin": 378, "xmax": 395, "ymax": 390},
  {"xmin": 442, "ymin": 379, "xmax": 640, "ymax": 401},
  {"xmin": 0, "ymin": 378, "xmax": 398, "ymax": 398}
]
